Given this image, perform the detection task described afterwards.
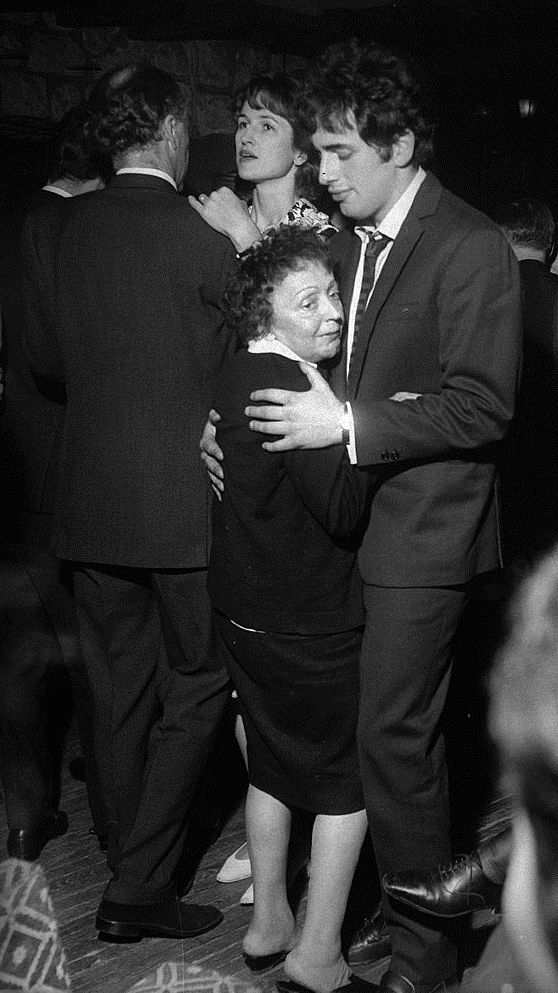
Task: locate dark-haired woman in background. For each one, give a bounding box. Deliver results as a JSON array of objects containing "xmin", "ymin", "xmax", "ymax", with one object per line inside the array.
[
  {"xmin": 209, "ymin": 225, "xmax": 371, "ymax": 993},
  {"xmin": 189, "ymin": 71, "xmax": 337, "ymax": 251}
]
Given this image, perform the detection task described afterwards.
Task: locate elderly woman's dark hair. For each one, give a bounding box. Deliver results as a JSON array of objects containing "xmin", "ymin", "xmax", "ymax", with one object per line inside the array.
[
  {"xmin": 88, "ymin": 63, "xmax": 188, "ymax": 158},
  {"xmin": 224, "ymin": 225, "xmax": 334, "ymax": 345},
  {"xmin": 299, "ymin": 38, "xmax": 433, "ymax": 168},
  {"xmin": 234, "ymin": 72, "xmax": 319, "ymax": 200}
]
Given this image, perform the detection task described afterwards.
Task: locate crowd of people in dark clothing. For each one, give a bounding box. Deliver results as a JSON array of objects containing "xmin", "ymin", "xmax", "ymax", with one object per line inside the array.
[{"xmin": 2, "ymin": 36, "xmax": 558, "ymax": 993}]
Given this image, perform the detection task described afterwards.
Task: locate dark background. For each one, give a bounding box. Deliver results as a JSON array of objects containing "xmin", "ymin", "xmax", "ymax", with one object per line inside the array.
[{"xmin": 2, "ymin": 0, "xmax": 558, "ymax": 214}]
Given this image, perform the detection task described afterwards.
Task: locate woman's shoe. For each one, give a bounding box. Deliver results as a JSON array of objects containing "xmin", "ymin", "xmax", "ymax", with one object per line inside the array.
[
  {"xmin": 240, "ymin": 882, "xmax": 254, "ymax": 905},
  {"xmin": 243, "ymin": 948, "xmax": 289, "ymax": 973},
  {"xmin": 217, "ymin": 842, "xmax": 252, "ymax": 883}
]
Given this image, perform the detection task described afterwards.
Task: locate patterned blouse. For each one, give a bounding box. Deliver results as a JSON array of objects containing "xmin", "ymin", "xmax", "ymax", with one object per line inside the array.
[{"xmin": 249, "ymin": 197, "xmax": 338, "ymax": 240}]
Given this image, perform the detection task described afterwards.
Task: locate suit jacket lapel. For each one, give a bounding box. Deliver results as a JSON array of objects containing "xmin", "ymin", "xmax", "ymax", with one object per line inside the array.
[
  {"xmin": 346, "ymin": 173, "xmax": 442, "ymax": 398},
  {"xmin": 333, "ymin": 236, "xmax": 361, "ymax": 397}
]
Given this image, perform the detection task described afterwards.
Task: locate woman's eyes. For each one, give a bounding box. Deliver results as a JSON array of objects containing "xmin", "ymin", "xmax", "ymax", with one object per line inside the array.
[{"xmin": 236, "ymin": 120, "xmax": 275, "ymax": 132}]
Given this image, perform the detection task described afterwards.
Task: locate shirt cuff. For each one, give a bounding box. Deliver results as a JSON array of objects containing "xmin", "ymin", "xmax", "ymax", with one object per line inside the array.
[{"xmin": 345, "ymin": 402, "xmax": 357, "ymax": 464}]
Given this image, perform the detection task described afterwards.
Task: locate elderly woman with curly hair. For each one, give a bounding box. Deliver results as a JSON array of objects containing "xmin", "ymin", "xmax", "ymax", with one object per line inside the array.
[{"xmin": 208, "ymin": 225, "xmax": 373, "ymax": 993}]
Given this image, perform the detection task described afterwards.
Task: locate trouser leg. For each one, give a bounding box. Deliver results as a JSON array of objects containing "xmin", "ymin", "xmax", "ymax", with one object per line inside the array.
[
  {"xmin": 357, "ymin": 584, "xmax": 468, "ymax": 989},
  {"xmin": 74, "ymin": 566, "xmax": 229, "ymax": 904},
  {"xmin": 0, "ymin": 556, "xmax": 70, "ymax": 828}
]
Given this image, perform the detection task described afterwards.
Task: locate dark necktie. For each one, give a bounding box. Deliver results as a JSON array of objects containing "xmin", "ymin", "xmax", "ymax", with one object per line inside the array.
[{"xmin": 353, "ymin": 231, "xmax": 391, "ymax": 333}]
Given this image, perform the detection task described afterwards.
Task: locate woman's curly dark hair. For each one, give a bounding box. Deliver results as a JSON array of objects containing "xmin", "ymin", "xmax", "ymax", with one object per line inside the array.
[
  {"xmin": 233, "ymin": 72, "xmax": 319, "ymax": 200},
  {"xmin": 88, "ymin": 64, "xmax": 188, "ymax": 158},
  {"xmin": 298, "ymin": 39, "xmax": 434, "ymax": 167},
  {"xmin": 224, "ymin": 225, "xmax": 334, "ymax": 345}
]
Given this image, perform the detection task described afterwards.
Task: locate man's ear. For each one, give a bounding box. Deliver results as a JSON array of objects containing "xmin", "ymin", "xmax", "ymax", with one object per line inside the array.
[
  {"xmin": 163, "ymin": 114, "xmax": 178, "ymax": 148},
  {"xmin": 392, "ymin": 130, "xmax": 416, "ymax": 168}
]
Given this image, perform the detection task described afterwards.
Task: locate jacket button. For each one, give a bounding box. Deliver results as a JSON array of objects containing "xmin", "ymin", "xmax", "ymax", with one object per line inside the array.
[
  {"xmin": 381, "ymin": 450, "xmax": 390, "ymax": 461},
  {"xmin": 390, "ymin": 450, "xmax": 400, "ymax": 460}
]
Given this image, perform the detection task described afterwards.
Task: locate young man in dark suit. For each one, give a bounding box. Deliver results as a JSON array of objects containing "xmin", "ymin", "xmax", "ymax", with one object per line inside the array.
[
  {"xmin": 23, "ymin": 64, "xmax": 238, "ymax": 941},
  {"xmin": 0, "ymin": 106, "xmax": 108, "ymax": 862},
  {"xmin": 203, "ymin": 40, "xmax": 522, "ymax": 993}
]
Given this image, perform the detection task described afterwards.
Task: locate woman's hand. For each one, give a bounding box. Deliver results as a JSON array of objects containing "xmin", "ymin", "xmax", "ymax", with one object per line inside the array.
[
  {"xmin": 188, "ymin": 187, "xmax": 261, "ymax": 253},
  {"xmin": 200, "ymin": 409, "xmax": 224, "ymax": 499}
]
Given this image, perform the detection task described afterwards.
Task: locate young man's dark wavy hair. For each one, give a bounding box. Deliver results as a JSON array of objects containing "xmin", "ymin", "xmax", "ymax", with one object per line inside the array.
[
  {"xmin": 299, "ymin": 38, "xmax": 433, "ymax": 167},
  {"xmin": 224, "ymin": 225, "xmax": 334, "ymax": 345},
  {"xmin": 88, "ymin": 63, "xmax": 188, "ymax": 159}
]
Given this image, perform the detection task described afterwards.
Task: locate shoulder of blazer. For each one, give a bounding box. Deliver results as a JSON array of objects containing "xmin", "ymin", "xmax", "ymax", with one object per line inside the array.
[{"xmin": 411, "ymin": 171, "xmax": 502, "ymax": 240}]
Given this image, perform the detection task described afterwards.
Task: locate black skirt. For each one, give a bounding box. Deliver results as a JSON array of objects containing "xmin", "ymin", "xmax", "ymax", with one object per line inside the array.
[{"xmin": 215, "ymin": 611, "xmax": 364, "ymax": 814}]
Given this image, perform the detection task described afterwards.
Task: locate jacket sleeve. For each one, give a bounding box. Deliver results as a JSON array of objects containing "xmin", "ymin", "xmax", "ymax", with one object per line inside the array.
[
  {"xmin": 286, "ymin": 446, "xmax": 373, "ymax": 539},
  {"xmin": 353, "ymin": 227, "xmax": 522, "ymax": 466}
]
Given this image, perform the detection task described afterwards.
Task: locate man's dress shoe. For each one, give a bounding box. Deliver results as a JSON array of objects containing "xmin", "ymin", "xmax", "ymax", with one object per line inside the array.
[
  {"xmin": 6, "ymin": 810, "xmax": 69, "ymax": 861},
  {"xmin": 347, "ymin": 902, "xmax": 392, "ymax": 965},
  {"xmin": 276, "ymin": 974, "xmax": 379, "ymax": 993},
  {"xmin": 382, "ymin": 851, "xmax": 502, "ymax": 917},
  {"xmin": 96, "ymin": 896, "xmax": 223, "ymax": 941},
  {"xmin": 376, "ymin": 971, "xmax": 458, "ymax": 993}
]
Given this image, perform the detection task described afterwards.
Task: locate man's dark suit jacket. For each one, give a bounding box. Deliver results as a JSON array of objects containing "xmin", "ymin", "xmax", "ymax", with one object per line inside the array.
[
  {"xmin": 330, "ymin": 172, "xmax": 522, "ymax": 588},
  {"xmin": 1, "ymin": 190, "xmax": 68, "ymax": 555},
  {"xmin": 23, "ymin": 174, "xmax": 237, "ymax": 569}
]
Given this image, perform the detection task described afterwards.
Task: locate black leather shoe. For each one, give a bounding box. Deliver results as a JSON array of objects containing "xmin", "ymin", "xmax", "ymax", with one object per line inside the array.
[
  {"xmin": 378, "ymin": 971, "xmax": 458, "ymax": 993},
  {"xmin": 6, "ymin": 810, "xmax": 69, "ymax": 861},
  {"xmin": 96, "ymin": 896, "xmax": 223, "ymax": 941},
  {"xmin": 383, "ymin": 851, "xmax": 502, "ymax": 918},
  {"xmin": 347, "ymin": 902, "xmax": 392, "ymax": 966}
]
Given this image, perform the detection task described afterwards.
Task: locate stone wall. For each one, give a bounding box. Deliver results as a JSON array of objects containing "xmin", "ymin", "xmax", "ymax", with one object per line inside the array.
[{"xmin": 0, "ymin": 10, "xmax": 310, "ymax": 134}]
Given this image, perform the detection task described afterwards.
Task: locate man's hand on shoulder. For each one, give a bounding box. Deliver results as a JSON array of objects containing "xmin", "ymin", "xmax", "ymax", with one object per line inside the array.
[{"xmin": 245, "ymin": 364, "xmax": 345, "ymax": 451}]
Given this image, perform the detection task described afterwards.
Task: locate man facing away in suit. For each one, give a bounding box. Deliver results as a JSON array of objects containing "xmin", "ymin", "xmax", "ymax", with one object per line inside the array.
[
  {"xmin": 200, "ymin": 39, "xmax": 522, "ymax": 993},
  {"xmin": 0, "ymin": 105, "xmax": 108, "ymax": 863},
  {"xmin": 24, "ymin": 64, "xmax": 238, "ymax": 941}
]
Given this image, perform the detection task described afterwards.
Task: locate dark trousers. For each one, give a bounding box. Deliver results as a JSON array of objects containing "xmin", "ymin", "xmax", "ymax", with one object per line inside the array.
[
  {"xmin": 0, "ymin": 549, "xmax": 107, "ymax": 836},
  {"xmin": 357, "ymin": 584, "xmax": 468, "ymax": 990},
  {"xmin": 72, "ymin": 564, "xmax": 230, "ymax": 904},
  {"xmin": 0, "ymin": 551, "xmax": 74, "ymax": 825}
]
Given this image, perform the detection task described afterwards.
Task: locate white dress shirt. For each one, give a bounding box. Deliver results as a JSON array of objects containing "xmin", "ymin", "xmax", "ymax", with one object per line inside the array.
[
  {"xmin": 116, "ymin": 167, "xmax": 177, "ymax": 191},
  {"xmin": 345, "ymin": 166, "xmax": 426, "ymax": 462}
]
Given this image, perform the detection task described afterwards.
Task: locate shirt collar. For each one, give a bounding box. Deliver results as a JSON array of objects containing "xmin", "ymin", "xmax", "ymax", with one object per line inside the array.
[
  {"xmin": 116, "ymin": 167, "xmax": 177, "ymax": 191},
  {"xmin": 42, "ymin": 184, "xmax": 73, "ymax": 197},
  {"xmin": 248, "ymin": 335, "xmax": 317, "ymax": 367},
  {"xmin": 355, "ymin": 166, "xmax": 426, "ymax": 242}
]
